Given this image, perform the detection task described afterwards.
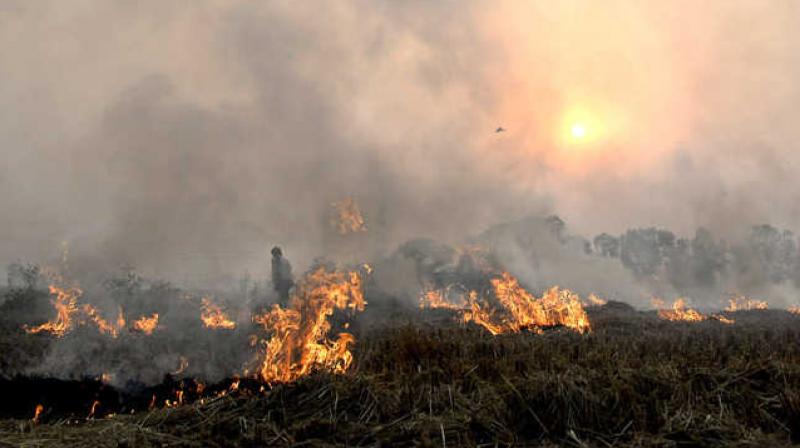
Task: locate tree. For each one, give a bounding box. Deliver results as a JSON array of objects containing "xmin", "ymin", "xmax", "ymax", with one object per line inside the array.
[{"xmin": 593, "ymin": 233, "xmax": 620, "ymax": 258}]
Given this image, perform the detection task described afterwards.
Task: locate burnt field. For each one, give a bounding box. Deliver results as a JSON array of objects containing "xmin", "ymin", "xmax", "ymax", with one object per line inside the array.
[{"xmin": 1, "ymin": 298, "xmax": 800, "ymax": 447}]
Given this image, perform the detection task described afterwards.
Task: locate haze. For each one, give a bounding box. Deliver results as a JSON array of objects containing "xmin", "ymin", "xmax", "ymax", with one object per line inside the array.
[{"xmin": 2, "ymin": 1, "xmax": 799, "ymax": 284}]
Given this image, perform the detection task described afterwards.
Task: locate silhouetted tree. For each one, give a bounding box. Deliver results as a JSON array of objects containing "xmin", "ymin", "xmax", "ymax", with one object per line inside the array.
[
  {"xmin": 593, "ymin": 233, "xmax": 620, "ymax": 258},
  {"xmin": 620, "ymin": 228, "xmax": 673, "ymax": 278}
]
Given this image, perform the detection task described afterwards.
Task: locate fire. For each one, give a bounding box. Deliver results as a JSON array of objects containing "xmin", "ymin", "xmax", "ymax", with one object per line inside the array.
[
  {"xmin": 420, "ymin": 273, "xmax": 591, "ymax": 335},
  {"xmin": 24, "ymin": 285, "xmax": 81, "ymax": 336},
  {"xmin": 419, "ymin": 288, "xmax": 466, "ymax": 310},
  {"xmin": 252, "ymin": 267, "xmax": 366, "ymax": 383},
  {"xmin": 716, "ymin": 315, "xmax": 736, "ymax": 324},
  {"xmin": 26, "ymin": 284, "xmax": 158, "ymax": 338},
  {"xmin": 585, "ymin": 293, "xmax": 607, "ymax": 307},
  {"xmin": 330, "ymin": 197, "xmax": 366, "ymax": 235},
  {"xmin": 32, "ymin": 404, "xmax": 43, "ymax": 424},
  {"xmin": 488, "ymin": 275, "xmax": 591, "ymax": 333},
  {"xmin": 200, "ymin": 297, "xmax": 236, "ymax": 330},
  {"xmin": 132, "ymin": 313, "xmax": 159, "ymax": 334},
  {"xmin": 87, "ymin": 400, "xmax": 100, "ymax": 420},
  {"xmin": 164, "ymin": 389, "xmax": 184, "ymax": 408},
  {"xmin": 726, "ymin": 295, "xmax": 768, "ymax": 312},
  {"xmin": 83, "ymin": 304, "xmax": 124, "ymax": 337},
  {"xmin": 655, "ymin": 298, "xmax": 706, "ymax": 322},
  {"xmin": 789, "ymin": 305, "xmax": 800, "ymax": 315},
  {"xmin": 462, "ymin": 291, "xmax": 507, "ymax": 335}
]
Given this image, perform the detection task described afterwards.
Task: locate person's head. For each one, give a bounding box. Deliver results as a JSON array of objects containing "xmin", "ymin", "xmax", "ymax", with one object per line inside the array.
[{"xmin": 271, "ymin": 246, "xmax": 283, "ymax": 258}]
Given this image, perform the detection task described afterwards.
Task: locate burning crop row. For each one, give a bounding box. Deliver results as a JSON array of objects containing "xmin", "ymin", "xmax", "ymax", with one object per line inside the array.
[
  {"xmin": 24, "ymin": 285, "xmax": 159, "ymax": 337},
  {"xmin": 22, "ymin": 266, "xmax": 370, "ymax": 388},
  {"xmin": 421, "ymin": 272, "xmax": 592, "ymax": 335},
  {"xmin": 200, "ymin": 297, "xmax": 236, "ymax": 330}
]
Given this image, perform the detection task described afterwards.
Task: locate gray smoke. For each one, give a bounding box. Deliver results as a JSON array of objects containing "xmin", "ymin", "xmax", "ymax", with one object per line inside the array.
[{"xmin": 2, "ymin": 1, "xmax": 800, "ymax": 292}]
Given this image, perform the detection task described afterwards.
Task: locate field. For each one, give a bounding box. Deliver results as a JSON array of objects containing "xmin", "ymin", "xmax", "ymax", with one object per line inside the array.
[{"xmin": 1, "ymin": 297, "xmax": 799, "ymax": 447}]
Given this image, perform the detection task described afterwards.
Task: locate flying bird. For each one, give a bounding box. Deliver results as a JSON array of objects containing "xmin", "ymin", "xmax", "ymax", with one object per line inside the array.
[{"xmin": 495, "ymin": 127, "xmax": 506, "ymax": 133}]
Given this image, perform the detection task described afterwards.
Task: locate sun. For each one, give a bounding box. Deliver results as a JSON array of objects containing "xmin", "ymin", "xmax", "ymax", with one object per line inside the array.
[{"xmin": 570, "ymin": 123, "xmax": 587, "ymax": 140}]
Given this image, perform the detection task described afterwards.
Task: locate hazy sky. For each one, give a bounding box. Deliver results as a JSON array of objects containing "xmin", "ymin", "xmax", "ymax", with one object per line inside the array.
[{"xmin": 2, "ymin": 1, "xmax": 800, "ymax": 282}]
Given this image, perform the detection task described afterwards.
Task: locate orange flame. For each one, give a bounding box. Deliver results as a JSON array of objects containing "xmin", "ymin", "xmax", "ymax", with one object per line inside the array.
[
  {"xmin": 26, "ymin": 285, "xmax": 144, "ymax": 337},
  {"xmin": 252, "ymin": 267, "xmax": 366, "ymax": 383},
  {"xmin": 229, "ymin": 377, "xmax": 240, "ymax": 392},
  {"xmin": 655, "ymin": 298, "xmax": 707, "ymax": 322},
  {"xmin": 488, "ymin": 274, "xmax": 591, "ymax": 333},
  {"xmin": 419, "ymin": 288, "xmax": 466, "ymax": 310},
  {"xmin": 462, "ymin": 291, "xmax": 508, "ymax": 335},
  {"xmin": 200, "ymin": 297, "xmax": 236, "ymax": 330},
  {"xmin": 132, "ymin": 313, "xmax": 159, "ymax": 335},
  {"xmin": 789, "ymin": 305, "xmax": 800, "ymax": 315},
  {"xmin": 87, "ymin": 400, "xmax": 100, "ymax": 420},
  {"xmin": 726, "ymin": 295, "xmax": 768, "ymax": 312},
  {"xmin": 716, "ymin": 315, "xmax": 736, "ymax": 324},
  {"xmin": 585, "ymin": 293, "xmax": 607, "ymax": 307},
  {"xmin": 24, "ymin": 285, "xmax": 81, "ymax": 336},
  {"xmin": 32, "ymin": 404, "xmax": 44, "ymax": 424},
  {"xmin": 82, "ymin": 304, "xmax": 125, "ymax": 337},
  {"xmin": 330, "ymin": 197, "xmax": 366, "ymax": 235},
  {"xmin": 420, "ymin": 273, "xmax": 591, "ymax": 335}
]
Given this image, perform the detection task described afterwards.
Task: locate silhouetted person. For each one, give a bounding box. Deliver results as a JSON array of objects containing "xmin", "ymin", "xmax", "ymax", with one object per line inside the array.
[{"xmin": 271, "ymin": 246, "xmax": 294, "ymax": 306}]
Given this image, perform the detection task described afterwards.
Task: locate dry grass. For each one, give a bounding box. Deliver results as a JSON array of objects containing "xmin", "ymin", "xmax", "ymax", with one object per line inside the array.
[{"xmin": 2, "ymin": 304, "xmax": 800, "ymax": 447}]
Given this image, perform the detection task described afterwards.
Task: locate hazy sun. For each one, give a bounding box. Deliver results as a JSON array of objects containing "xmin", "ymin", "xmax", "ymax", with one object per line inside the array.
[{"xmin": 570, "ymin": 123, "xmax": 587, "ymax": 140}]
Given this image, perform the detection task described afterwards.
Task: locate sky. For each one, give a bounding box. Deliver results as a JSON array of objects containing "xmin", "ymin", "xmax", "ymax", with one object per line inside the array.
[{"xmin": 2, "ymin": 1, "xmax": 800, "ymax": 284}]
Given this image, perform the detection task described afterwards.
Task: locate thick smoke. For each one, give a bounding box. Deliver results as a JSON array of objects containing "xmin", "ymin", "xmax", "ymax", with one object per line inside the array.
[{"xmin": 2, "ymin": 0, "xmax": 800, "ymax": 290}]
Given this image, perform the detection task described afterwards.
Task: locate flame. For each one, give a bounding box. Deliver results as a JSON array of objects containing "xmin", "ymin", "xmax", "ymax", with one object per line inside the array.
[
  {"xmin": 330, "ymin": 197, "xmax": 366, "ymax": 235},
  {"xmin": 462, "ymin": 291, "xmax": 508, "ymax": 335},
  {"xmin": 83, "ymin": 304, "xmax": 124, "ymax": 337},
  {"xmin": 32, "ymin": 404, "xmax": 43, "ymax": 424},
  {"xmin": 789, "ymin": 305, "xmax": 800, "ymax": 315},
  {"xmin": 201, "ymin": 297, "xmax": 236, "ymax": 330},
  {"xmin": 24, "ymin": 285, "xmax": 81, "ymax": 336},
  {"xmin": 252, "ymin": 267, "xmax": 366, "ymax": 383},
  {"xmin": 716, "ymin": 315, "xmax": 736, "ymax": 324},
  {"xmin": 419, "ymin": 273, "xmax": 591, "ymax": 335},
  {"xmin": 132, "ymin": 313, "xmax": 159, "ymax": 335},
  {"xmin": 26, "ymin": 285, "xmax": 144, "ymax": 338},
  {"xmin": 87, "ymin": 400, "xmax": 100, "ymax": 420},
  {"xmin": 419, "ymin": 288, "xmax": 466, "ymax": 310},
  {"xmin": 116, "ymin": 307, "xmax": 126, "ymax": 330},
  {"xmin": 585, "ymin": 293, "xmax": 607, "ymax": 307},
  {"xmin": 655, "ymin": 298, "xmax": 707, "ymax": 322},
  {"xmin": 486, "ymin": 273, "xmax": 591, "ymax": 333},
  {"xmin": 726, "ymin": 295, "xmax": 768, "ymax": 312}
]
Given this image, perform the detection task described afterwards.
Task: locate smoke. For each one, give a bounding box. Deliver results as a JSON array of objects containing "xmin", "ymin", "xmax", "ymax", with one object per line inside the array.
[{"xmin": 2, "ymin": 1, "xmax": 800, "ymax": 286}]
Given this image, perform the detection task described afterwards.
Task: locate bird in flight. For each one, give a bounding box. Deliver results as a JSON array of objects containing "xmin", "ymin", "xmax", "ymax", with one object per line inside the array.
[{"xmin": 495, "ymin": 127, "xmax": 505, "ymax": 133}]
